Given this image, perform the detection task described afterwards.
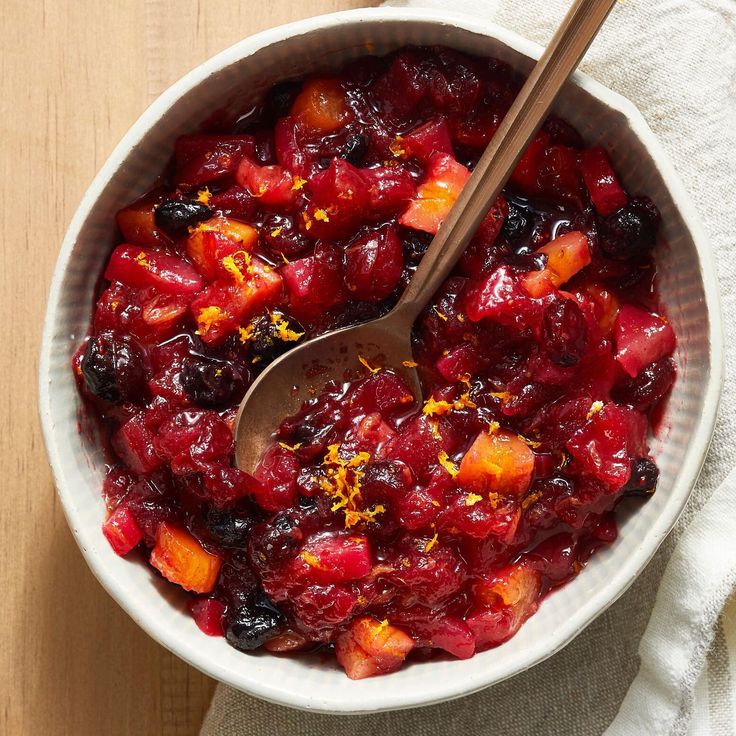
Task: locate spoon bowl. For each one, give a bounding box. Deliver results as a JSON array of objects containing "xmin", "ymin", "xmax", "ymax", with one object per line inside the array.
[{"xmin": 234, "ymin": 311, "xmax": 420, "ymax": 470}]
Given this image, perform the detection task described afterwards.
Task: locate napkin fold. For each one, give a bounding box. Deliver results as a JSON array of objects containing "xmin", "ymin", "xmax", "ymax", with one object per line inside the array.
[{"xmin": 202, "ymin": 1, "xmax": 736, "ymax": 733}]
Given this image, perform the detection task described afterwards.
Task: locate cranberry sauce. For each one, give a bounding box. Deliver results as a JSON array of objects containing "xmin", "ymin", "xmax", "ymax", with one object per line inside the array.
[{"xmin": 73, "ymin": 46, "xmax": 676, "ymax": 679}]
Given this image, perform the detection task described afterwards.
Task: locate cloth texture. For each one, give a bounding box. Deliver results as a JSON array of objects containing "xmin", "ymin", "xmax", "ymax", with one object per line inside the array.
[{"xmin": 202, "ymin": 1, "xmax": 736, "ymax": 733}]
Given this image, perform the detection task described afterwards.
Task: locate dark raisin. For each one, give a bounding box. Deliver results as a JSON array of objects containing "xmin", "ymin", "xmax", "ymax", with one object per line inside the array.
[
  {"xmin": 361, "ymin": 461, "xmax": 409, "ymax": 502},
  {"xmin": 225, "ymin": 597, "xmax": 285, "ymax": 651},
  {"xmin": 541, "ymin": 299, "xmax": 587, "ymax": 366},
  {"xmin": 80, "ymin": 333, "xmax": 149, "ymax": 404},
  {"xmin": 246, "ymin": 310, "xmax": 305, "ymax": 367},
  {"xmin": 181, "ymin": 356, "xmax": 246, "ymax": 409},
  {"xmin": 622, "ymin": 458, "xmax": 659, "ymax": 497},
  {"xmin": 154, "ymin": 200, "xmax": 213, "ymax": 236},
  {"xmin": 501, "ymin": 199, "xmax": 532, "ymax": 244},
  {"xmin": 599, "ymin": 196, "xmax": 660, "ymax": 259},
  {"xmin": 402, "ymin": 231, "xmax": 432, "ymax": 264},
  {"xmin": 266, "ymin": 80, "xmax": 302, "ymax": 118},
  {"xmin": 507, "ymin": 249, "xmax": 547, "ymax": 273},
  {"xmin": 341, "ymin": 134, "xmax": 368, "ymax": 165},
  {"xmin": 262, "ymin": 214, "xmax": 310, "ymax": 258},
  {"xmin": 205, "ymin": 506, "xmax": 258, "ymax": 548},
  {"xmin": 249, "ymin": 512, "xmax": 303, "ymax": 565},
  {"xmin": 612, "ymin": 357, "xmax": 676, "ymax": 410}
]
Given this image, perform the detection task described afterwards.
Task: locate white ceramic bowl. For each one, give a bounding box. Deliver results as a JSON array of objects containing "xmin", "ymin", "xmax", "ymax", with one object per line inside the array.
[{"xmin": 39, "ymin": 7, "xmax": 722, "ymax": 714}]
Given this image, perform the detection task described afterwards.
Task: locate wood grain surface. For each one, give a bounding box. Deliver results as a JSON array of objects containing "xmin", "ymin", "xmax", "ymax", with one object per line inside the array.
[{"xmin": 1, "ymin": 1, "xmax": 374, "ymax": 734}]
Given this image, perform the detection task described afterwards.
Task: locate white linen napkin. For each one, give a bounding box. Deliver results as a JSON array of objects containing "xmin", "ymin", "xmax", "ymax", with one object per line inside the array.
[{"xmin": 202, "ymin": 1, "xmax": 736, "ymax": 733}]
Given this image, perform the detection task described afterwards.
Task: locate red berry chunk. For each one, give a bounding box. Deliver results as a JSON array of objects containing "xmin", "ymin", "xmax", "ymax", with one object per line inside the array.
[
  {"xmin": 111, "ymin": 412, "xmax": 163, "ymax": 474},
  {"xmin": 345, "ymin": 226, "xmax": 404, "ymax": 302},
  {"xmin": 509, "ymin": 130, "xmax": 550, "ymax": 193},
  {"xmin": 578, "ymin": 147, "xmax": 628, "ymax": 216},
  {"xmin": 293, "ymin": 533, "xmax": 372, "ymax": 585},
  {"xmin": 189, "ymin": 598, "xmax": 226, "ymax": 636},
  {"xmin": 614, "ymin": 304, "xmax": 676, "ymax": 377},
  {"xmin": 402, "ymin": 117, "xmax": 454, "ymax": 163},
  {"xmin": 175, "ymin": 134, "xmax": 255, "ymax": 189},
  {"xmin": 360, "ymin": 165, "xmax": 416, "ymax": 217},
  {"xmin": 567, "ymin": 403, "xmax": 648, "ymax": 490},
  {"xmin": 105, "ymin": 245, "xmax": 204, "ymax": 296},
  {"xmin": 236, "ymin": 157, "xmax": 297, "ymax": 209},
  {"xmin": 102, "ymin": 504, "xmax": 143, "ymax": 556}
]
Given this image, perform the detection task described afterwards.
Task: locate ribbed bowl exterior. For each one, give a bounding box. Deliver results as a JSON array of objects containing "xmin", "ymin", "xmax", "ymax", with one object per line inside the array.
[{"xmin": 39, "ymin": 8, "xmax": 722, "ymax": 713}]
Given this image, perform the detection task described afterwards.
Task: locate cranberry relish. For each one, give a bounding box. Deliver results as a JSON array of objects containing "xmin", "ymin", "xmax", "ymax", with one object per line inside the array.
[{"xmin": 73, "ymin": 45, "xmax": 676, "ymax": 679}]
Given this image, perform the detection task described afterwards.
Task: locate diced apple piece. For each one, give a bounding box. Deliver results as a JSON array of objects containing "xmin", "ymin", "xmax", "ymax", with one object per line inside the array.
[
  {"xmin": 614, "ymin": 304, "xmax": 676, "ymax": 377},
  {"xmin": 399, "ymin": 153, "xmax": 470, "ymax": 234},
  {"xmin": 175, "ymin": 134, "xmax": 255, "ymax": 189},
  {"xmin": 116, "ymin": 195, "xmax": 171, "ymax": 247},
  {"xmin": 293, "ymin": 533, "xmax": 372, "ymax": 585},
  {"xmin": 186, "ymin": 216, "xmax": 258, "ymax": 279},
  {"xmin": 102, "ymin": 504, "xmax": 143, "ymax": 556},
  {"xmin": 290, "ymin": 78, "xmax": 352, "ymax": 133},
  {"xmin": 336, "ymin": 617, "xmax": 414, "ymax": 680},
  {"xmin": 468, "ymin": 563, "xmax": 541, "ymax": 649},
  {"xmin": 578, "ymin": 147, "xmax": 628, "ymax": 216},
  {"xmin": 150, "ymin": 523, "xmax": 222, "ymax": 594},
  {"xmin": 188, "ymin": 598, "xmax": 225, "ymax": 636},
  {"xmin": 577, "ymin": 283, "xmax": 620, "ymax": 336},
  {"xmin": 456, "ymin": 429, "xmax": 534, "ymax": 497},
  {"xmin": 105, "ymin": 245, "xmax": 204, "ymax": 296},
  {"xmin": 522, "ymin": 231, "xmax": 591, "ymax": 298}
]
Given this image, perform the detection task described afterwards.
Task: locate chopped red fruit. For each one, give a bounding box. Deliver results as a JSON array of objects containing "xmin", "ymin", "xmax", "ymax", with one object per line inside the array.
[
  {"xmin": 436, "ymin": 343, "xmax": 484, "ymax": 382},
  {"xmin": 399, "ymin": 153, "xmax": 470, "ymax": 234},
  {"xmin": 578, "ymin": 147, "xmax": 628, "ymax": 216},
  {"xmin": 111, "ymin": 413, "xmax": 163, "ymax": 474},
  {"xmin": 567, "ymin": 403, "xmax": 648, "ymax": 490},
  {"xmin": 402, "ymin": 117, "xmax": 454, "ymax": 162},
  {"xmin": 468, "ymin": 563, "xmax": 541, "ymax": 649},
  {"xmin": 290, "ymin": 78, "xmax": 352, "ymax": 133},
  {"xmin": 336, "ymin": 617, "xmax": 414, "ymax": 679},
  {"xmin": 293, "ymin": 533, "xmax": 372, "ymax": 585},
  {"xmin": 302, "ymin": 159, "xmax": 369, "ymax": 239},
  {"xmin": 175, "ymin": 134, "xmax": 255, "ymax": 189},
  {"xmin": 509, "ymin": 130, "xmax": 550, "ymax": 193},
  {"xmin": 236, "ymin": 157, "xmax": 297, "ymax": 209},
  {"xmin": 537, "ymin": 145, "xmax": 584, "ymax": 203},
  {"xmin": 614, "ymin": 304, "xmax": 676, "ymax": 377},
  {"xmin": 189, "ymin": 598, "xmax": 226, "ymax": 636},
  {"xmin": 410, "ymin": 616, "xmax": 476, "ymax": 659},
  {"xmin": 456, "ymin": 429, "xmax": 535, "ymax": 497},
  {"xmin": 102, "ymin": 504, "xmax": 143, "ymax": 556},
  {"xmin": 360, "ymin": 165, "xmax": 416, "ymax": 217},
  {"xmin": 105, "ymin": 245, "xmax": 204, "ymax": 296},
  {"xmin": 150, "ymin": 523, "xmax": 222, "ymax": 594},
  {"xmin": 345, "ymin": 226, "xmax": 404, "ymax": 302},
  {"xmin": 464, "ymin": 265, "xmax": 540, "ymax": 329},
  {"xmin": 522, "ymin": 231, "xmax": 592, "ymax": 297},
  {"xmin": 280, "ymin": 243, "xmax": 346, "ymax": 321},
  {"xmin": 252, "ymin": 444, "xmax": 300, "ymax": 512}
]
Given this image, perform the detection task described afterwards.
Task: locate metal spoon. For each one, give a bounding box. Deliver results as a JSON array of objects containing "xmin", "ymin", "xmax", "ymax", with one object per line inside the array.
[{"xmin": 234, "ymin": 0, "xmax": 617, "ymax": 471}]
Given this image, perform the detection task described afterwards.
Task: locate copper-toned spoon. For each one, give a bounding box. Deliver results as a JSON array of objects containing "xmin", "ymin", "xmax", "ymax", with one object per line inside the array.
[{"xmin": 235, "ymin": 0, "xmax": 617, "ymax": 471}]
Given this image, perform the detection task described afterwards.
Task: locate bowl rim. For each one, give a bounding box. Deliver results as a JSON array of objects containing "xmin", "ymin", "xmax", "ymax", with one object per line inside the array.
[{"xmin": 39, "ymin": 5, "xmax": 724, "ymax": 713}]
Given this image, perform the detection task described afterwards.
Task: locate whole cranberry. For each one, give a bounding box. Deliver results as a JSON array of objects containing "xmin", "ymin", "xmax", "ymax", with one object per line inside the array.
[
  {"xmin": 622, "ymin": 458, "xmax": 659, "ymax": 497},
  {"xmin": 541, "ymin": 298, "xmax": 587, "ymax": 366},
  {"xmin": 80, "ymin": 332, "xmax": 149, "ymax": 404}
]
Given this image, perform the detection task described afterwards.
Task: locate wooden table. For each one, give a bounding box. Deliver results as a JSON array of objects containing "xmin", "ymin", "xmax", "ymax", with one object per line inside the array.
[{"xmin": 1, "ymin": 1, "xmax": 374, "ymax": 733}]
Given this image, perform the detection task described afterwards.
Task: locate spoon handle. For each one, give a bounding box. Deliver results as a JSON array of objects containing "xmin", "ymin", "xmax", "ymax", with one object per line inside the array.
[{"xmin": 391, "ymin": 0, "xmax": 617, "ymax": 324}]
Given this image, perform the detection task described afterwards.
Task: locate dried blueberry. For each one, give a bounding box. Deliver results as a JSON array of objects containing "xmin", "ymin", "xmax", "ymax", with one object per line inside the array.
[
  {"xmin": 205, "ymin": 506, "xmax": 258, "ymax": 548},
  {"xmin": 246, "ymin": 310, "xmax": 305, "ymax": 367},
  {"xmin": 154, "ymin": 200, "xmax": 213, "ymax": 236},
  {"xmin": 249, "ymin": 512, "xmax": 303, "ymax": 565},
  {"xmin": 402, "ymin": 231, "xmax": 432, "ymax": 264},
  {"xmin": 341, "ymin": 134, "xmax": 368, "ymax": 165},
  {"xmin": 225, "ymin": 597, "xmax": 284, "ymax": 651},
  {"xmin": 80, "ymin": 333, "xmax": 149, "ymax": 404},
  {"xmin": 501, "ymin": 199, "xmax": 532, "ymax": 244},
  {"xmin": 541, "ymin": 299, "xmax": 587, "ymax": 366},
  {"xmin": 622, "ymin": 458, "xmax": 659, "ymax": 497},
  {"xmin": 266, "ymin": 80, "xmax": 302, "ymax": 119},
  {"xmin": 599, "ymin": 196, "xmax": 660, "ymax": 259},
  {"xmin": 181, "ymin": 356, "xmax": 246, "ymax": 409}
]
